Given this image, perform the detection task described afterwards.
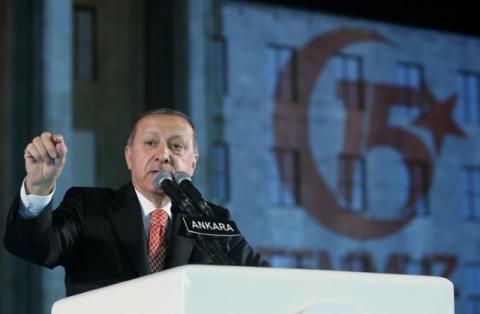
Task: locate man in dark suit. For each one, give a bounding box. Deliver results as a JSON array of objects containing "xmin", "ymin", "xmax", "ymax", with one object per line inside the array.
[{"xmin": 4, "ymin": 109, "xmax": 269, "ymax": 296}]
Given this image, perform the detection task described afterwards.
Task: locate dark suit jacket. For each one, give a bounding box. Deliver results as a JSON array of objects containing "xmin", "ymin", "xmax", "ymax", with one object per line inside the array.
[{"xmin": 3, "ymin": 182, "xmax": 269, "ymax": 296}]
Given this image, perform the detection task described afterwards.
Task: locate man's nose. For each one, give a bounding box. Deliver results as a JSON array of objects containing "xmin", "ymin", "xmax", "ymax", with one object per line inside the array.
[{"xmin": 154, "ymin": 142, "xmax": 171, "ymax": 163}]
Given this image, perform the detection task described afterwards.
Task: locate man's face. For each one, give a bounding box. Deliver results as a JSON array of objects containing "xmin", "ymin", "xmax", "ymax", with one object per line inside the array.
[{"xmin": 125, "ymin": 114, "xmax": 199, "ymax": 200}]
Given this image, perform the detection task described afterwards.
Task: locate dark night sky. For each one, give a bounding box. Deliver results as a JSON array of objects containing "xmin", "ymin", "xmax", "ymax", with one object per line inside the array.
[{"xmin": 247, "ymin": 0, "xmax": 479, "ymax": 38}]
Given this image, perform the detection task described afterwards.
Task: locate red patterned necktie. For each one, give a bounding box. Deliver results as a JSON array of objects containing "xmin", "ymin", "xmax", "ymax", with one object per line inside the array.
[{"xmin": 148, "ymin": 208, "xmax": 169, "ymax": 272}]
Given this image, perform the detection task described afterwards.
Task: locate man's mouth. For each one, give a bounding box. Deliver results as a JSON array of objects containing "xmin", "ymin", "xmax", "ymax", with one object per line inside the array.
[{"xmin": 148, "ymin": 167, "xmax": 175, "ymax": 175}]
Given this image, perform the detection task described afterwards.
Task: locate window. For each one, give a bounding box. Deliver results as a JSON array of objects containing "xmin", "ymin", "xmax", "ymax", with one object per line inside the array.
[
  {"xmin": 338, "ymin": 155, "xmax": 366, "ymax": 212},
  {"xmin": 396, "ymin": 63, "xmax": 425, "ymax": 117},
  {"xmin": 266, "ymin": 44, "xmax": 298, "ymax": 103},
  {"xmin": 467, "ymin": 299, "xmax": 480, "ymax": 314},
  {"xmin": 456, "ymin": 71, "xmax": 480, "ymax": 124},
  {"xmin": 465, "ymin": 265, "xmax": 480, "ymax": 314},
  {"xmin": 267, "ymin": 148, "xmax": 300, "ymax": 206},
  {"xmin": 74, "ymin": 6, "xmax": 97, "ymax": 80},
  {"xmin": 334, "ymin": 54, "xmax": 363, "ymax": 109},
  {"xmin": 211, "ymin": 143, "xmax": 229, "ymax": 201},
  {"xmin": 462, "ymin": 166, "xmax": 480, "ymax": 219},
  {"xmin": 405, "ymin": 161, "xmax": 429, "ymax": 215},
  {"xmin": 210, "ymin": 37, "xmax": 228, "ymax": 95}
]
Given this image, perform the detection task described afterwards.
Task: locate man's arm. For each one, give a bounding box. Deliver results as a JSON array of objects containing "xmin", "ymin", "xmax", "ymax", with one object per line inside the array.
[
  {"xmin": 4, "ymin": 186, "xmax": 85, "ymax": 268},
  {"xmin": 3, "ymin": 132, "xmax": 68, "ymax": 267}
]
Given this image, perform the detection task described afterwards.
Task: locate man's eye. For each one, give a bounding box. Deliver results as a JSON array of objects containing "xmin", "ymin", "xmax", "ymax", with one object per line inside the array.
[
  {"xmin": 145, "ymin": 140, "xmax": 156, "ymax": 147},
  {"xmin": 172, "ymin": 143, "xmax": 185, "ymax": 150}
]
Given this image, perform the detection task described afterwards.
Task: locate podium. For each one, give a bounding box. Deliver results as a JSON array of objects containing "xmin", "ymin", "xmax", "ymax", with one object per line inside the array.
[{"xmin": 51, "ymin": 265, "xmax": 454, "ymax": 314}]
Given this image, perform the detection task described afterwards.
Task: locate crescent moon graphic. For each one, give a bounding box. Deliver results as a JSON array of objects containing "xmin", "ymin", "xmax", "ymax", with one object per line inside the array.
[{"xmin": 274, "ymin": 28, "xmax": 418, "ymax": 239}]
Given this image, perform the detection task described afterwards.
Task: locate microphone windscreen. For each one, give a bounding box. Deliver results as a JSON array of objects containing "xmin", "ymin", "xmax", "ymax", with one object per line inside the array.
[
  {"xmin": 174, "ymin": 171, "xmax": 191, "ymax": 184},
  {"xmin": 153, "ymin": 171, "xmax": 173, "ymax": 191}
]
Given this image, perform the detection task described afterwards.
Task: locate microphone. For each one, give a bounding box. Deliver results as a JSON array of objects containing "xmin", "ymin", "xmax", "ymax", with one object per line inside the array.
[
  {"xmin": 155, "ymin": 171, "xmax": 238, "ymax": 265},
  {"xmin": 174, "ymin": 172, "xmax": 240, "ymax": 238},
  {"xmin": 174, "ymin": 171, "xmax": 214, "ymax": 217},
  {"xmin": 152, "ymin": 171, "xmax": 196, "ymax": 215}
]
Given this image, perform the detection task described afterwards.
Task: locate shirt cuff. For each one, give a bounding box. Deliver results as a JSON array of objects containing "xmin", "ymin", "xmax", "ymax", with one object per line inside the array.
[{"xmin": 19, "ymin": 179, "xmax": 55, "ymax": 218}]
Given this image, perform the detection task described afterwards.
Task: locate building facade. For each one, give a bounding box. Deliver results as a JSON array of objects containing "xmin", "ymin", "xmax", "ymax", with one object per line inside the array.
[{"xmin": 191, "ymin": 3, "xmax": 480, "ymax": 314}]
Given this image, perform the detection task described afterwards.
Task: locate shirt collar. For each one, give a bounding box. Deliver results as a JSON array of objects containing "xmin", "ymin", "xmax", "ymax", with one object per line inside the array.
[{"xmin": 134, "ymin": 189, "xmax": 172, "ymax": 219}]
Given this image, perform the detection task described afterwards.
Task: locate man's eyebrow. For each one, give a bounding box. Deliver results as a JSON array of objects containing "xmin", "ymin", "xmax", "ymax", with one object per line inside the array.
[
  {"xmin": 168, "ymin": 134, "xmax": 188, "ymax": 141},
  {"xmin": 141, "ymin": 131, "xmax": 159, "ymax": 136}
]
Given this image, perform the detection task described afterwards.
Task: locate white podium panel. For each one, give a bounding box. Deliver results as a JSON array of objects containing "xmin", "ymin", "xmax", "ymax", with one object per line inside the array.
[{"xmin": 52, "ymin": 265, "xmax": 454, "ymax": 314}]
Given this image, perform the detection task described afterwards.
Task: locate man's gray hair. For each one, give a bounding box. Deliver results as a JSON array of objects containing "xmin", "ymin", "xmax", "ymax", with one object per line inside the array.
[{"xmin": 126, "ymin": 108, "xmax": 198, "ymax": 152}]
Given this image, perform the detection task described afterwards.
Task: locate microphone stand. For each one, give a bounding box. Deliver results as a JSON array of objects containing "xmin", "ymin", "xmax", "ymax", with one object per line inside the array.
[
  {"xmin": 154, "ymin": 171, "xmax": 236, "ymax": 266},
  {"xmin": 172, "ymin": 202, "xmax": 237, "ymax": 266},
  {"xmin": 173, "ymin": 172, "xmax": 237, "ymax": 265}
]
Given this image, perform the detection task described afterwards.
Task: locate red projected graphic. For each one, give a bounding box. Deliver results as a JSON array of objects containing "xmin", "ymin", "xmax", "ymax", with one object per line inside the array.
[{"xmin": 273, "ymin": 28, "xmax": 465, "ymax": 239}]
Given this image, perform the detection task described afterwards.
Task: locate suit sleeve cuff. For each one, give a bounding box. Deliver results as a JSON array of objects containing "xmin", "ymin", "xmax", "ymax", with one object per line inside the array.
[{"xmin": 19, "ymin": 179, "xmax": 55, "ymax": 218}]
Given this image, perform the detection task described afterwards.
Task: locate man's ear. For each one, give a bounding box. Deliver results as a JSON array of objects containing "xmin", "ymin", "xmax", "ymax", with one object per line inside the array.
[
  {"xmin": 125, "ymin": 146, "xmax": 132, "ymax": 170},
  {"xmin": 191, "ymin": 153, "xmax": 199, "ymax": 173}
]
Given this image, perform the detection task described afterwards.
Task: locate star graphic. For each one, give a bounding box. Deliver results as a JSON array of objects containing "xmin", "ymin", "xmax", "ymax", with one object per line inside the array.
[{"xmin": 412, "ymin": 91, "xmax": 466, "ymax": 154}]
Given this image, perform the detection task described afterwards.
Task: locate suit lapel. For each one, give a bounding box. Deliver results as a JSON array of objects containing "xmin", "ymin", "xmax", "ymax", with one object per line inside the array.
[
  {"xmin": 106, "ymin": 183, "xmax": 148, "ymax": 276},
  {"xmin": 165, "ymin": 213, "xmax": 196, "ymax": 268}
]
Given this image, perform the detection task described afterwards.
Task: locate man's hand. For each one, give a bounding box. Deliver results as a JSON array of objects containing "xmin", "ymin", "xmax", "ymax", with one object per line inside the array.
[{"xmin": 24, "ymin": 132, "xmax": 68, "ymax": 195}]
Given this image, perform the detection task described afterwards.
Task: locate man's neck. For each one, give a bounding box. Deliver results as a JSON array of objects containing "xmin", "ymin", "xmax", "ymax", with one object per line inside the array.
[
  {"xmin": 146, "ymin": 194, "xmax": 170, "ymax": 209},
  {"xmin": 135, "ymin": 188, "xmax": 171, "ymax": 209}
]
